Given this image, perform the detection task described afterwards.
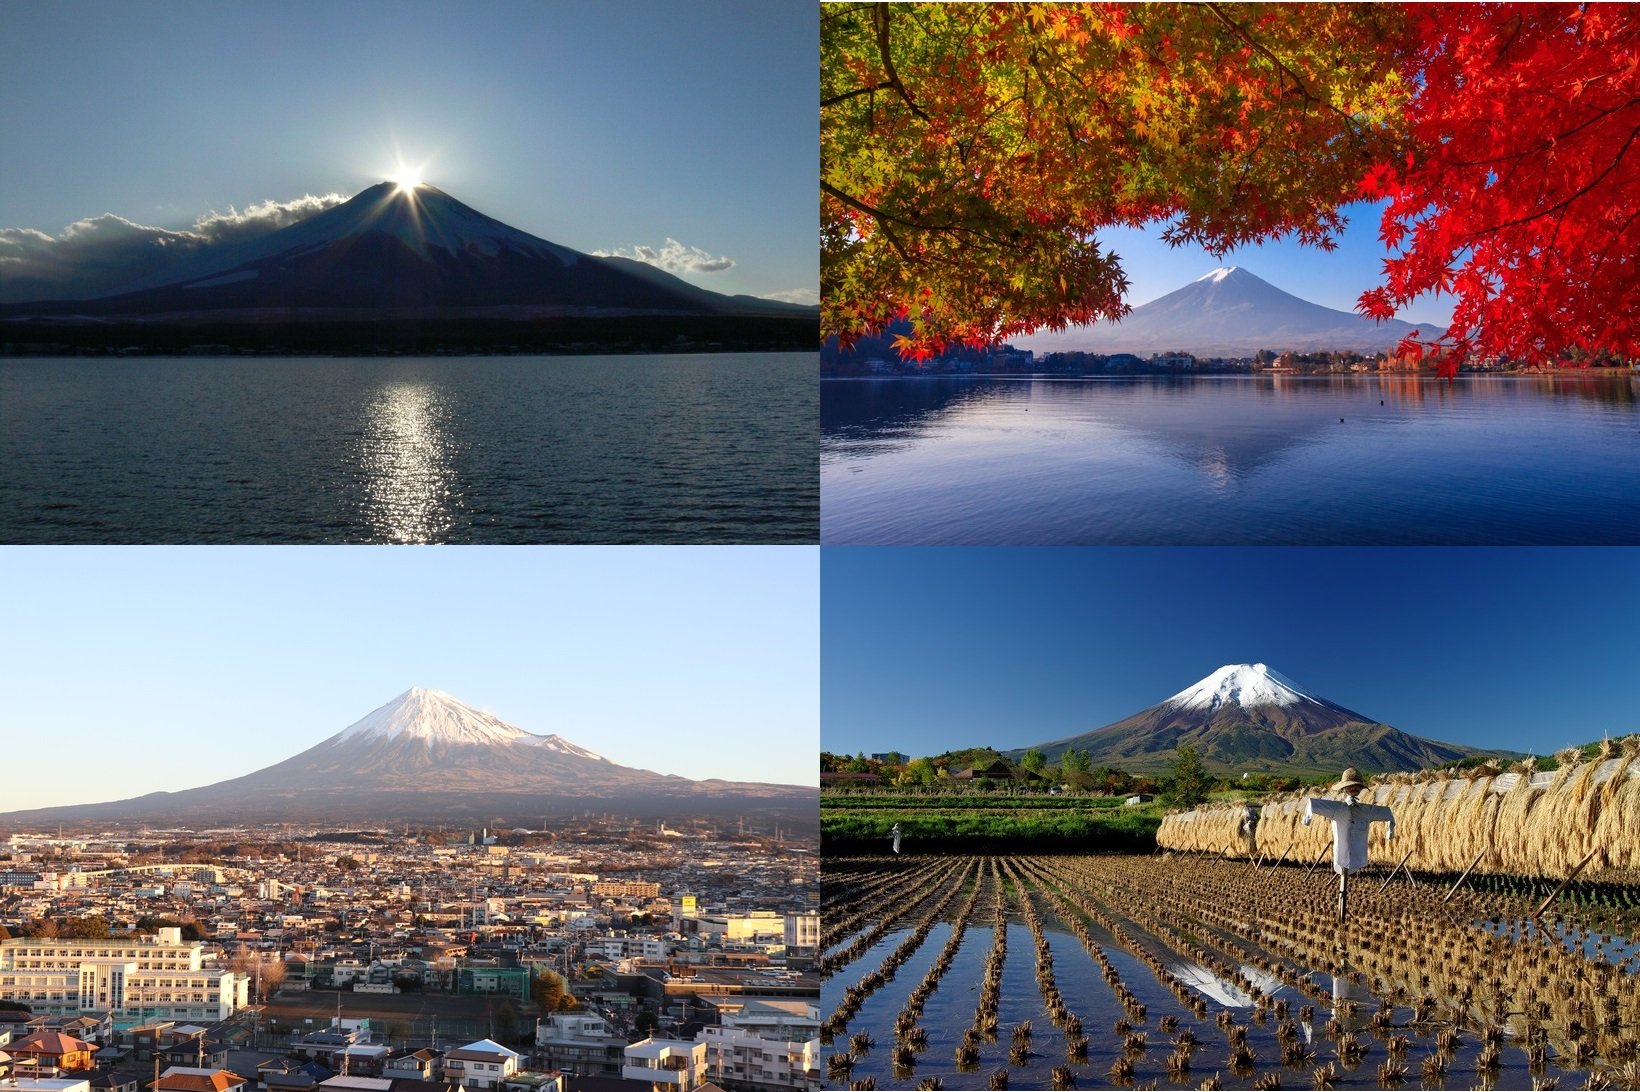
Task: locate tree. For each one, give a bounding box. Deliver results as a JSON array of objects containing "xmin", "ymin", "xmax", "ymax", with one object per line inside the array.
[
  {"xmin": 1020, "ymin": 748, "xmax": 1047, "ymax": 773},
  {"xmin": 532, "ymin": 970, "xmax": 579, "ymax": 1013},
  {"xmin": 1357, "ymin": 4, "xmax": 1640, "ymax": 369},
  {"xmin": 1168, "ymin": 744, "xmax": 1212, "ymax": 807},
  {"xmin": 824, "ymin": 2, "xmax": 1640, "ymax": 367},
  {"xmin": 1060, "ymin": 748, "xmax": 1092, "ymax": 775},
  {"xmin": 823, "ymin": 2, "xmax": 1410, "ymax": 355}
]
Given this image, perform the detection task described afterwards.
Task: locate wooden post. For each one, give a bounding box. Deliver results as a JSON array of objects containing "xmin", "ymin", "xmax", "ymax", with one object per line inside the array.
[
  {"xmin": 1337, "ymin": 870, "xmax": 1349, "ymax": 924},
  {"xmin": 1531, "ymin": 848, "xmax": 1601, "ymax": 924},
  {"xmin": 1247, "ymin": 851, "xmax": 1266, "ymax": 872},
  {"xmin": 1377, "ymin": 846, "xmax": 1416, "ymax": 894},
  {"xmin": 1442, "ymin": 849, "xmax": 1488, "ymax": 902},
  {"xmin": 1305, "ymin": 844, "xmax": 1331, "ymax": 876},
  {"xmin": 1272, "ymin": 840, "xmax": 1295, "ymax": 869}
]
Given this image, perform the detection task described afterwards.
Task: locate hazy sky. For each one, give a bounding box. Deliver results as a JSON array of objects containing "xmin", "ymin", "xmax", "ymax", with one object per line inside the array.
[
  {"xmin": 823, "ymin": 548, "xmax": 1639, "ymax": 759},
  {"xmin": 0, "ymin": 0, "xmax": 817, "ymax": 303},
  {"xmin": 0, "ymin": 546, "xmax": 818, "ymax": 810}
]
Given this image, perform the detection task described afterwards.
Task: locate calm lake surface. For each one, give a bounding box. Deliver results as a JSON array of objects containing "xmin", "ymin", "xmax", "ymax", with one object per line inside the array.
[
  {"xmin": 822, "ymin": 373, "xmax": 1640, "ymax": 544},
  {"xmin": 1, "ymin": 353, "xmax": 816, "ymax": 543}
]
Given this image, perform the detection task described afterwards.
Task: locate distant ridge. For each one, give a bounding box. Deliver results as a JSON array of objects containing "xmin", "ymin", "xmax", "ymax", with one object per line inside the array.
[
  {"xmin": 1011, "ymin": 663, "xmax": 1495, "ymax": 776},
  {"xmin": 0, "ymin": 689, "xmax": 816, "ymax": 826},
  {"xmin": 1019, "ymin": 266, "xmax": 1445, "ymax": 356}
]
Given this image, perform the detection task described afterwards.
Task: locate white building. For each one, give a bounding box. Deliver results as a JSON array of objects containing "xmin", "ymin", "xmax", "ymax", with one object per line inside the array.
[
  {"xmin": 622, "ymin": 1038, "xmax": 705, "ymax": 1091},
  {"xmin": 0, "ymin": 929, "xmax": 249, "ymax": 1021},
  {"xmin": 441, "ymin": 1040, "xmax": 521, "ymax": 1090},
  {"xmin": 782, "ymin": 914, "xmax": 818, "ymax": 955},
  {"xmin": 698, "ymin": 1026, "xmax": 818, "ymax": 1092}
]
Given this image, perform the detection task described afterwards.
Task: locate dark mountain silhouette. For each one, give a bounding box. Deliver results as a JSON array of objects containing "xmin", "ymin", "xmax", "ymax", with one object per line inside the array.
[
  {"xmin": 1013, "ymin": 663, "xmax": 1493, "ymax": 776},
  {"xmin": 0, "ymin": 689, "xmax": 815, "ymax": 826},
  {"xmin": 5, "ymin": 183, "xmax": 810, "ymax": 321}
]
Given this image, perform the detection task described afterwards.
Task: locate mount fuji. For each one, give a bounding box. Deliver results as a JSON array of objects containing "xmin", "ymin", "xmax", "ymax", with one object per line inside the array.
[
  {"xmin": 6, "ymin": 183, "xmax": 808, "ymax": 319},
  {"xmin": 0, "ymin": 688, "xmax": 815, "ymax": 826},
  {"xmin": 1018, "ymin": 266, "xmax": 1446, "ymax": 357},
  {"xmin": 1011, "ymin": 663, "xmax": 1492, "ymax": 776}
]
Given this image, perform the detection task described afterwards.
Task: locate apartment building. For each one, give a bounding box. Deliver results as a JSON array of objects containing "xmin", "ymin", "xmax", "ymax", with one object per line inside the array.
[{"xmin": 0, "ymin": 929, "xmax": 248, "ymax": 1022}]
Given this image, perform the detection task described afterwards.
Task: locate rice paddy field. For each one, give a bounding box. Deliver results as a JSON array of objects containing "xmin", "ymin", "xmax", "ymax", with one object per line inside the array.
[{"xmin": 819, "ymin": 852, "xmax": 1640, "ymax": 1091}]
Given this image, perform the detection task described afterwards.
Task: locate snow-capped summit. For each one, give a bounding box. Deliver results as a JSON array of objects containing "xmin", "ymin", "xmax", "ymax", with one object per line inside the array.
[
  {"xmin": 338, "ymin": 688, "xmax": 532, "ymax": 746},
  {"xmin": 336, "ymin": 687, "xmax": 609, "ymax": 759},
  {"xmin": 1194, "ymin": 266, "xmax": 1240, "ymax": 284},
  {"xmin": 1161, "ymin": 663, "xmax": 1321, "ymax": 713}
]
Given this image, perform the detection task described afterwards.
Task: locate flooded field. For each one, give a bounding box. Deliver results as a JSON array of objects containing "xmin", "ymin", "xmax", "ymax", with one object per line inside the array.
[{"xmin": 820, "ymin": 855, "xmax": 1640, "ymax": 1090}]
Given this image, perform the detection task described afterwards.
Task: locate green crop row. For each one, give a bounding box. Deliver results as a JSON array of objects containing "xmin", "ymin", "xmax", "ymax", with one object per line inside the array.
[
  {"xmin": 821, "ymin": 804, "xmax": 1163, "ymax": 855},
  {"xmin": 821, "ymin": 793, "xmax": 1130, "ymax": 811}
]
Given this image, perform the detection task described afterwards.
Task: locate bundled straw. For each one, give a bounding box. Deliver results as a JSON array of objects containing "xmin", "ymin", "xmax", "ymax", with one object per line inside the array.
[{"xmin": 1157, "ymin": 756, "xmax": 1640, "ymax": 879}]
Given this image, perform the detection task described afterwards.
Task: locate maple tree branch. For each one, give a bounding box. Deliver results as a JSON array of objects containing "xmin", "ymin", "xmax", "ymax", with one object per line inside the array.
[
  {"xmin": 821, "ymin": 82, "xmax": 896, "ymax": 109},
  {"xmin": 821, "ymin": 180, "xmax": 914, "ymax": 264},
  {"xmin": 1475, "ymin": 122, "xmax": 1640, "ymax": 237},
  {"xmin": 873, "ymin": 7, "xmax": 929, "ymax": 123}
]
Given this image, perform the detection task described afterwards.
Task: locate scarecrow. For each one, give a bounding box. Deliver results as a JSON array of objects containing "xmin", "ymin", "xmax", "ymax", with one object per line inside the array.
[
  {"xmin": 1303, "ymin": 767, "xmax": 1395, "ymax": 923},
  {"xmin": 890, "ymin": 822, "xmax": 902, "ymax": 854}
]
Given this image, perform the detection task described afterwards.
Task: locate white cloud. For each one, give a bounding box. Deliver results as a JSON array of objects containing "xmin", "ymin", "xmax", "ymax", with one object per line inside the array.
[
  {"xmin": 191, "ymin": 193, "xmax": 348, "ymax": 244},
  {"xmin": 764, "ymin": 287, "xmax": 819, "ymax": 306},
  {"xmin": 0, "ymin": 193, "xmax": 345, "ymax": 302},
  {"xmin": 594, "ymin": 237, "xmax": 735, "ymax": 274}
]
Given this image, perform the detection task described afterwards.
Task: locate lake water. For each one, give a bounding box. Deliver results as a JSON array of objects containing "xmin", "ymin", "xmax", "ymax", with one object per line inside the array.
[
  {"xmin": 821, "ymin": 373, "xmax": 1640, "ymax": 544},
  {"xmin": 1, "ymin": 353, "xmax": 816, "ymax": 543}
]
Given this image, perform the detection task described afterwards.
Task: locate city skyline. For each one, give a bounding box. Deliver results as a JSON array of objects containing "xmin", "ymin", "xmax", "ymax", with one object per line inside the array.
[
  {"xmin": 822, "ymin": 547, "xmax": 1640, "ymax": 760},
  {"xmin": 0, "ymin": 546, "xmax": 819, "ymax": 811},
  {"xmin": 0, "ymin": 0, "xmax": 817, "ymax": 305}
]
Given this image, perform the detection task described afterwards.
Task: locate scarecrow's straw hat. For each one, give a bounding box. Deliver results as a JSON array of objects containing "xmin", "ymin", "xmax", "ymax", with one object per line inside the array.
[{"xmin": 1333, "ymin": 767, "xmax": 1365, "ymax": 792}]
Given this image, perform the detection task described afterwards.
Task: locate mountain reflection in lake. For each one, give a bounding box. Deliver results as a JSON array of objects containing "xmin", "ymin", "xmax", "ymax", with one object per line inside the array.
[{"xmin": 821, "ymin": 374, "xmax": 1640, "ymax": 545}]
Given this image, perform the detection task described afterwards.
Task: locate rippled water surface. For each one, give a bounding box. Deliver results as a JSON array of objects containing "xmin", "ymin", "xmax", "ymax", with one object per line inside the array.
[
  {"xmin": 2, "ymin": 353, "xmax": 816, "ymax": 543},
  {"xmin": 821, "ymin": 374, "xmax": 1640, "ymax": 544}
]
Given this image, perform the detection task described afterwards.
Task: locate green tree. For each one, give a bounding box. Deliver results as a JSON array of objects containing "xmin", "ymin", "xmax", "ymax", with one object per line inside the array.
[
  {"xmin": 906, "ymin": 756, "xmax": 937, "ymax": 787},
  {"xmin": 1021, "ymin": 748, "xmax": 1046, "ymax": 773},
  {"xmin": 1061, "ymin": 749, "xmax": 1092, "ymax": 775},
  {"xmin": 1168, "ymin": 745, "xmax": 1212, "ymax": 808}
]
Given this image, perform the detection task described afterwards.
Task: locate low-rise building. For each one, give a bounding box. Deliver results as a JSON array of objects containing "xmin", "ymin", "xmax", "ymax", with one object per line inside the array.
[
  {"xmin": 533, "ymin": 1014, "xmax": 625, "ymax": 1078},
  {"xmin": 621, "ymin": 1038, "xmax": 704, "ymax": 1091},
  {"xmin": 440, "ymin": 1040, "xmax": 520, "ymax": 1090}
]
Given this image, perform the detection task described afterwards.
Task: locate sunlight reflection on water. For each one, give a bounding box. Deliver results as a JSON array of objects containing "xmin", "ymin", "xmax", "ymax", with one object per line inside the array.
[{"xmin": 359, "ymin": 381, "xmax": 458, "ymax": 543}]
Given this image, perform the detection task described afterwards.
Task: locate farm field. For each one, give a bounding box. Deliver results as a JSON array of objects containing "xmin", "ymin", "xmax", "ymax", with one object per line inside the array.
[{"xmin": 820, "ymin": 853, "xmax": 1640, "ymax": 1090}]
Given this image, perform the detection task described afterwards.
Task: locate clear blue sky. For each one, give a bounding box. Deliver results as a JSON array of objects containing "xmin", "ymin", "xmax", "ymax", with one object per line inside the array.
[
  {"xmin": 0, "ymin": 546, "xmax": 818, "ymax": 810},
  {"xmin": 0, "ymin": 0, "xmax": 816, "ymax": 303},
  {"xmin": 822, "ymin": 548, "xmax": 1638, "ymax": 759}
]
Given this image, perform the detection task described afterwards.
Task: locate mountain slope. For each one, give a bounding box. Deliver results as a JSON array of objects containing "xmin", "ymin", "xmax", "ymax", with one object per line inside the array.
[
  {"xmin": 6, "ymin": 183, "xmax": 811, "ymax": 319},
  {"xmin": 1018, "ymin": 267, "xmax": 1445, "ymax": 356},
  {"xmin": 1014, "ymin": 663, "xmax": 1491, "ymax": 776},
  {"xmin": 0, "ymin": 689, "xmax": 814, "ymax": 825}
]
